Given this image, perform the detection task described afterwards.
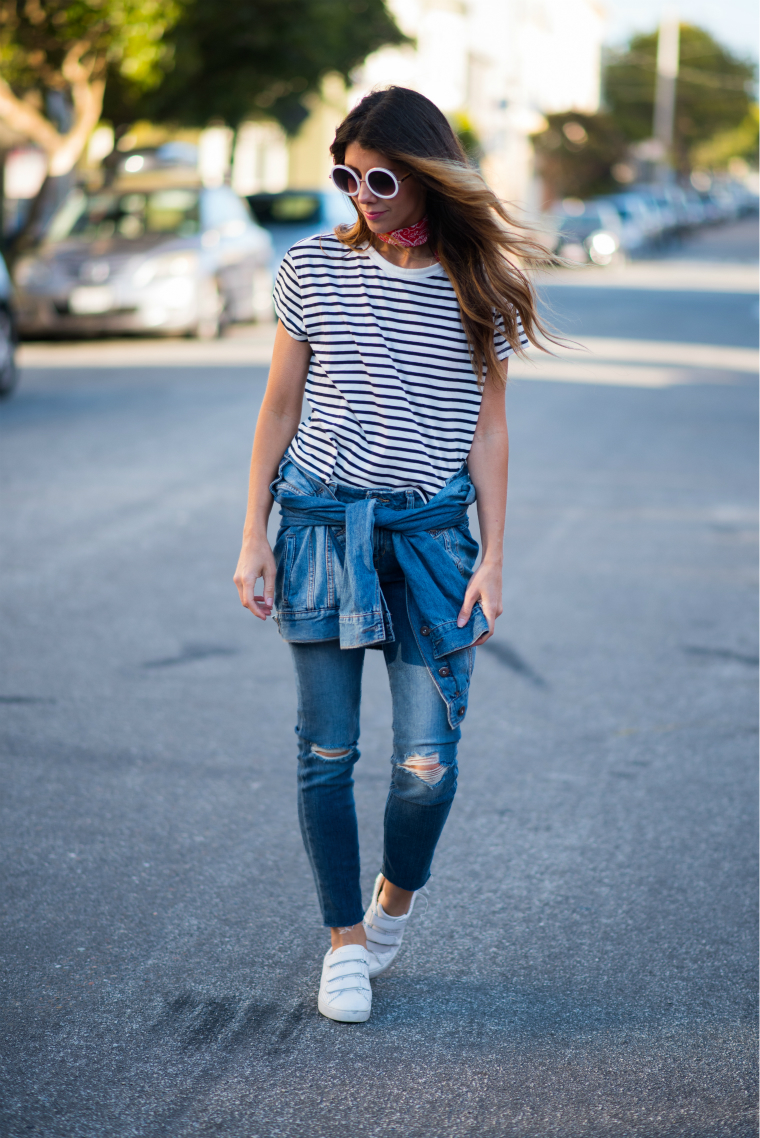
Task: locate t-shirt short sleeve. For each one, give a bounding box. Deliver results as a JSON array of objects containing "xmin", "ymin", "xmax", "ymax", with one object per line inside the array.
[
  {"xmin": 273, "ymin": 251, "xmax": 308, "ymax": 341},
  {"xmin": 494, "ymin": 310, "xmax": 528, "ymax": 361}
]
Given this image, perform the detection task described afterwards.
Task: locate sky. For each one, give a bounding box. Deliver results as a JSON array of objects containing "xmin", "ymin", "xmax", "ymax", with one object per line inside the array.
[{"xmin": 603, "ymin": 0, "xmax": 759, "ymax": 62}]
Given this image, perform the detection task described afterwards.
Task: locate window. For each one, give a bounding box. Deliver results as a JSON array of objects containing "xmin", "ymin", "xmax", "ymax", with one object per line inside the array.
[{"xmin": 46, "ymin": 188, "xmax": 200, "ymax": 242}]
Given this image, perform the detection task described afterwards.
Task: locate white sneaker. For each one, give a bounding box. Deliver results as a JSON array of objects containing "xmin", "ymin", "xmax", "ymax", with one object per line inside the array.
[
  {"xmin": 317, "ymin": 943, "xmax": 372, "ymax": 1023},
  {"xmin": 362, "ymin": 873, "xmax": 421, "ymax": 979}
]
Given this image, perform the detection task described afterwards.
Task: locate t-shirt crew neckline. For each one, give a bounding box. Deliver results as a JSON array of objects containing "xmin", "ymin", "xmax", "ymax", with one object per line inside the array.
[{"xmin": 363, "ymin": 242, "xmax": 446, "ymax": 280}]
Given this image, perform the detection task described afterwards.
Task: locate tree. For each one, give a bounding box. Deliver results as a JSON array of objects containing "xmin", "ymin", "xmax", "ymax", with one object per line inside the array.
[
  {"xmin": 604, "ymin": 25, "xmax": 757, "ymax": 171},
  {"xmin": 0, "ymin": 0, "xmax": 183, "ymax": 178},
  {"xmin": 107, "ymin": 0, "xmax": 410, "ymax": 134},
  {"xmin": 531, "ymin": 111, "xmax": 629, "ymax": 203},
  {"xmin": 449, "ymin": 111, "xmax": 483, "ymax": 166},
  {"xmin": 692, "ymin": 104, "xmax": 759, "ymax": 171}
]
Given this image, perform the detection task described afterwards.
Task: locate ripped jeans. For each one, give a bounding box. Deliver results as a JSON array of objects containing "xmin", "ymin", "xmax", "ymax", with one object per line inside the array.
[{"xmin": 289, "ymin": 488, "xmax": 464, "ymax": 929}]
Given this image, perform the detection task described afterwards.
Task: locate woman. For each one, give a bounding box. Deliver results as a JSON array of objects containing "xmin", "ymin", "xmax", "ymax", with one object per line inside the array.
[{"xmin": 234, "ymin": 86, "xmax": 549, "ymax": 1023}]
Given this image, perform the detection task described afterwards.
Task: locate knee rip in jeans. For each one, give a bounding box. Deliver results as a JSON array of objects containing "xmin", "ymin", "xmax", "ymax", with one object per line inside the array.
[
  {"xmin": 310, "ymin": 745, "xmax": 352, "ymax": 760},
  {"xmin": 397, "ymin": 751, "xmax": 448, "ymax": 787}
]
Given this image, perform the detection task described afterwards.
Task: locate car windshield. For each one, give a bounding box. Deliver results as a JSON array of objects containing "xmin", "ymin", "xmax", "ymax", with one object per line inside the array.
[{"xmin": 46, "ymin": 188, "xmax": 201, "ymax": 243}]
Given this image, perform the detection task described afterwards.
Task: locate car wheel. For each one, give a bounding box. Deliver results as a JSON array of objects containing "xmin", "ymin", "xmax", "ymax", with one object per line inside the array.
[
  {"xmin": 0, "ymin": 308, "xmax": 18, "ymax": 399},
  {"xmin": 195, "ymin": 278, "xmax": 222, "ymax": 340}
]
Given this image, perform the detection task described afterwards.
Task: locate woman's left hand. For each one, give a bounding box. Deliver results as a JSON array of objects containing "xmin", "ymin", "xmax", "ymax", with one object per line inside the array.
[{"xmin": 456, "ymin": 558, "xmax": 503, "ymax": 645}]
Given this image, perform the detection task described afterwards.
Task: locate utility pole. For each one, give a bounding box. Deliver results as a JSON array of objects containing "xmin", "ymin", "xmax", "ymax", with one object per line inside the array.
[{"xmin": 653, "ymin": 10, "xmax": 680, "ymax": 180}]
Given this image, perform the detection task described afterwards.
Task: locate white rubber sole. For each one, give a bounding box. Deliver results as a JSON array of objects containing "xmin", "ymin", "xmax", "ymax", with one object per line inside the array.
[{"xmin": 318, "ymin": 995, "xmax": 371, "ymax": 1023}]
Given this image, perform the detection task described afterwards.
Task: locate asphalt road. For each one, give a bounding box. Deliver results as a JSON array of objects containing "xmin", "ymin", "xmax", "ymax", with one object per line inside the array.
[{"xmin": 1, "ymin": 217, "xmax": 757, "ymax": 1137}]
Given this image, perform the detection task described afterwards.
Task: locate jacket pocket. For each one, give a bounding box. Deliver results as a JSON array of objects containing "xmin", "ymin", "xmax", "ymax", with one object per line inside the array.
[
  {"xmin": 276, "ymin": 525, "xmax": 325, "ymax": 611},
  {"xmin": 325, "ymin": 527, "xmax": 345, "ymax": 608},
  {"xmin": 428, "ymin": 524, "xmax": 479, "ymax": 578},
  {"xmin": 271, "ymin": 474, "xmax": 309, "ymax": 498}
]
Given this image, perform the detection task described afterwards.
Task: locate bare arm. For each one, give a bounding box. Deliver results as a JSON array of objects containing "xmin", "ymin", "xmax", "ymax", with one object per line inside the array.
[
  {"xmin": 233, "ymin": 322, "xmax": 312, "ymax": 619},
  {"xmin": 457, "ymin": 362, "xmax": 509, "ymax": 644}
]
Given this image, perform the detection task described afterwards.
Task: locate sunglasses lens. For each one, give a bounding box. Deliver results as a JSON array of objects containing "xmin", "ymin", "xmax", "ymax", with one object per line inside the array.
[
  {"xmin": 367, "ymin": 169, "xmax": 398, "ymax": 197},
  {"xmin": 331, "ymin": 167, "xmax": 359, "ymax": 195}
]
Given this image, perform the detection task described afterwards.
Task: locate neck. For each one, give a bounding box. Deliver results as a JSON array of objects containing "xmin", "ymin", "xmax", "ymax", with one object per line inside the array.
[
  {"xmin": 375, "ymin": 240, "xmax": 435, "ymax": 269},
  {"xmin": 373, "ymin": 215, "xmax": 436, "ymax": 267}
]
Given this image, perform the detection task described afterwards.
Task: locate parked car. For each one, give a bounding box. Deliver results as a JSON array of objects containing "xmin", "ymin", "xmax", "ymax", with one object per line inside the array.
[
  {"xmin": 247, "ymin": 189, "xmax": 355, "ymax": 270},
  {"xmin": 595, "ymin": 194, "xmax": 652, "ymax": 255},
  {"xmin": 728, "ymin": 179, "xmax": 760, "ymax": 216},
  {"xmin": 633, "ymin": 187, "xmax": 679, "ymax": 239},
  {"xmin": 0, "ymin": 250, "xmax": 18, "ymax": 397},
  {"xmin": 13, "ymin": 174, "xmax": 274, "ymax": 338},
  {"xmin": 550, "ymin": 200, "xmax": 625, "ymax": 265},
  {"xmin": 706, "ymin": 178, "xmax": 758, "ymax": 222},
  {"xmin": 694, "ymin": 188, "xmax": 724, "ymax": 224},
  {"xmin": 680, "ymin": 187, "xmax": 706, "ymax": 228},
  {"xmin": 608, "ymin": 191, "xmax": 665, "ymax": 247},
  {"xmin": 679, "ymin": 187, "xmax": 706, "ymax": 227}
]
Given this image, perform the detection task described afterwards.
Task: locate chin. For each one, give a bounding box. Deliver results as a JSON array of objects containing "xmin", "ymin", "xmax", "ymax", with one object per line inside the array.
[{"xmin": 362, "ymin": 215, "xmax": 391, "ymax": 231}]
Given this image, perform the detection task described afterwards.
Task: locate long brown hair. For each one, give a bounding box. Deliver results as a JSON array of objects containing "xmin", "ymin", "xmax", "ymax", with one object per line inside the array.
[{"xmin": 330, "ymin": 86, "xmax": 554, "ymax": 385}]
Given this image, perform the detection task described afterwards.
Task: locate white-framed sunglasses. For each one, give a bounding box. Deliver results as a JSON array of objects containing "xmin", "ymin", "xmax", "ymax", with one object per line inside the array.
[{"xmin": 330, "ymin": 164, "xmax": 411, "ymax": 199}]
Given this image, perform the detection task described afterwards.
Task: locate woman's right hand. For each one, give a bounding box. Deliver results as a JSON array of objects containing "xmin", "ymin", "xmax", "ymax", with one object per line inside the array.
[
  {"xmin": 233, "ymin": 326, "xmax": 311, "ymax": 622},
  {"xmin": 234, "ymin": 537, "xmax": 276, "ymax": 620}
]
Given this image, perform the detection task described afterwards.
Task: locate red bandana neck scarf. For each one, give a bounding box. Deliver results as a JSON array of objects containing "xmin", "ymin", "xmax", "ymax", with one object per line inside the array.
[{"xmin": 378, "ymin": 216, "xmax": 430, "ymax": 248}]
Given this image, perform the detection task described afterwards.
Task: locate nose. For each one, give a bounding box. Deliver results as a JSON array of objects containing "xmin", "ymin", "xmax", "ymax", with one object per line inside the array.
[{"xmin": 357, "ymin": 178, "xmax": 377, "ymax": 205}]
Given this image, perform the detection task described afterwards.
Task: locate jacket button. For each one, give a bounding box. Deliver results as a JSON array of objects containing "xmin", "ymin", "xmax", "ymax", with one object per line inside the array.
[
  {"xmin": 438, "ymin": 666, "xmax": 451, "ymax": 677},
  {"xmin": 457, "ymin": 706, "xmax": 465, "ymax": 716},
  {"xmin": 420, "ymin": 626, "xmax": 430, "ymax": 636}
]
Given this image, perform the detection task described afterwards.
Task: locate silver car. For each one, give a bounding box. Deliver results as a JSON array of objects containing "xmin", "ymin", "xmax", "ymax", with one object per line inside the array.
[
  {"xmin": 14, "ymin": 176, "xmax": 274, "ymax": 338},
  {"xmin": 550, "ymin": 201, "xmax": 625, "ymax": 265}
]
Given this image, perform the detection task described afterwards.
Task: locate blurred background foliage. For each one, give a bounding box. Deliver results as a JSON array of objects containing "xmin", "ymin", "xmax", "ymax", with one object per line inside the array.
[
  {"xmin": 533, "ymin": 24, "xmax": 757, "ymax": 200},
  {"xmin": 448, "ymin": 111, "xmax": 483, "ymax": 165},
  {"xmin": 532, "ymin": 112, "xmax": 629, "ymax": 200},
  {"xmin": 0, "ymin": 0, "xmax": 182, "ymax": 96},
  {"xmin": 691, "ymin": 103, "xmax": 759, "ymax": 170},
  {"xmin": 604, "ymin": 25, "xmax": 757, "ymax": 170},
  {"xmin": 105, "ymin": 0, "xmax": 410, "ymax": 134}
]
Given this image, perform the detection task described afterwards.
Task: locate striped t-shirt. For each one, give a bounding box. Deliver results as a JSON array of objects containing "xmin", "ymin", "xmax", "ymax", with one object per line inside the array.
[{"xmin": 273, "ymin": 232, "xmax": 526, "ymax": 499}]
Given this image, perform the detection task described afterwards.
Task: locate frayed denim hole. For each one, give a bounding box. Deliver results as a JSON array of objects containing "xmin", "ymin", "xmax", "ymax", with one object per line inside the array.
[
  {"xmin": 310, "ymin": 745, "xmax": 353, "ymax": 760},
  {"xmin": 397, "ymin": 752, "xmax": 448, "ymax": 787}
]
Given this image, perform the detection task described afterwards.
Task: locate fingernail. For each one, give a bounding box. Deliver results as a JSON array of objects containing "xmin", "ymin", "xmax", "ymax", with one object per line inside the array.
[
  {"xmin": 457, "ymin": 617, "xmax": 466, "ymax": 627},
  {"xmin": 266, "ymin": 597, "xmax": 273, "ymax": 605}
]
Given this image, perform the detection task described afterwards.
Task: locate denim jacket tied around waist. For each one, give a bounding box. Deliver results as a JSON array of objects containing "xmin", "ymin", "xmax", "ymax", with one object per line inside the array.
[{"xmin": 270, "ymin": 458, "xmax": 489, "ymax": 729}]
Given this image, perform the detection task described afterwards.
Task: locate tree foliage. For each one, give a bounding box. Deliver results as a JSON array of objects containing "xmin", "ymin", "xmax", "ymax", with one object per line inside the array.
[
  {"xmin": 108, "ymin": 0, "xmax": 410, "ymax": 134},
  {"xmin": 692, "ymin": 105, "xmax": 759, "ymax": 170},
  {"xmin": 532, "ymin": 111, "xmax": 629, "ymax": 202},
  {"xmin": 604, "ymin": 24, "xmax": 757, "ymax": 170},
  {"xmin": 0, "ymin": 0, "xmax": 182, "ymax": 174}
]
